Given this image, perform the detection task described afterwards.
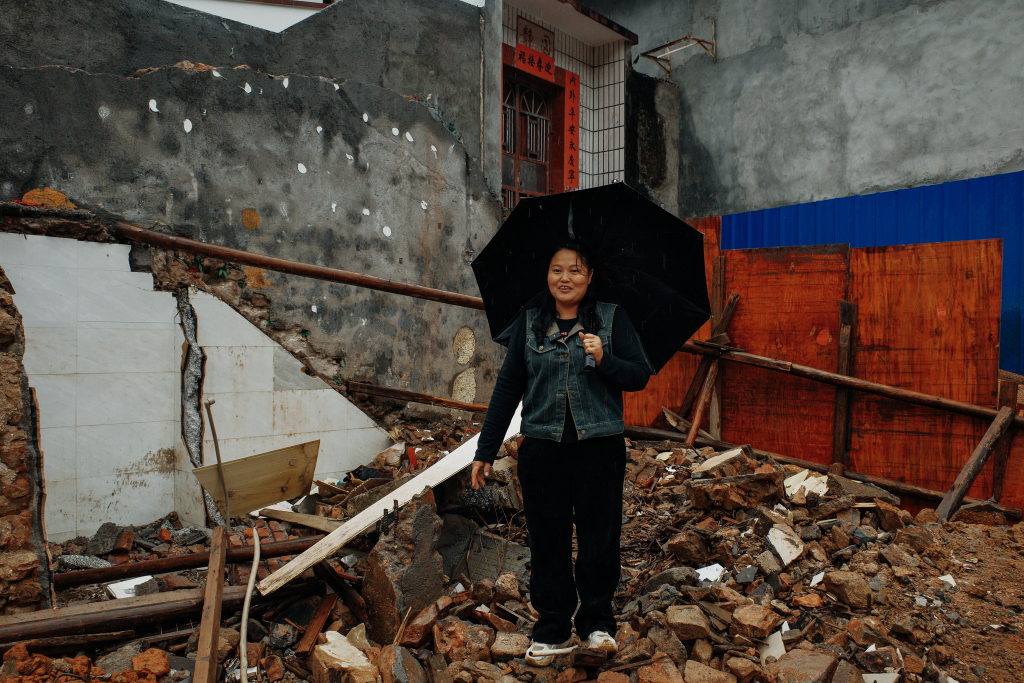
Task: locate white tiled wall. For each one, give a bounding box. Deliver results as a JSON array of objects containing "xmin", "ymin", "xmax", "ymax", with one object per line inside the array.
[
  {"xmin": 178, "ymin": 292, "xmax": 392, "ymax": 526},
  {"xmin": 0, "ymin": 234, "xmax": 393, "ymax": 538},
  {"xmin": 502, "ymin": 4, "xmax": 627, "ymax": 189},
  {"xmin": 0, "ymin": 234, "xmax": 180, "ymax": 542}
]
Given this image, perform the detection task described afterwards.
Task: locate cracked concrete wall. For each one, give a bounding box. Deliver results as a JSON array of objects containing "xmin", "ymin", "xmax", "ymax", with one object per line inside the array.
[
  {"xmin": 586, "ymin": 0, "xmax": 1024, "ymax": 217},
  {"xmin": 0, "ymin": 44, "xmax": 505, "ymax": 409},
  {"xmin": 0, "ymin": 0, "xmax": 501, "ymax": 190}
]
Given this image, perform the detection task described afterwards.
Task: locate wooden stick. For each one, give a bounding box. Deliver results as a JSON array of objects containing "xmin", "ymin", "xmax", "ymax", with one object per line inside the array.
[
  {"xmin": 621, "ymin": 424, "xmax": 1022, "ymax": 519},
  {"xmin": 393, "ymin": 607, "xmax": 414, "ymax": 646},
  {"xmin": 294, "ymin": 593, "xmax": 339, "ymax": 655},
  {"xmin": 991, "ymin": 379, "xmax": 1020, "ymax": 502},
  {"xmin": 0, "ymin": 631, "xmax": 135, "ymax": 656},
  {"xmin": 936, "ymin": 406, "xmax": 1016, "ymax": 522},
  {"xmin": 678, "ymin": 291, "xmax": 739, "ymax": 418},
  {"xmin": 113, "ymin": 221, "xmax": 485, "ymax": 310},
  {"xmin": 686, "ymin": 361, "xmax": 719, "ymax": 447},
  {"xmin": 831, "ymin": 301, "xmax": 857, "ymax": 466},
  {"xmin": 679, "ymin": 342, "xmax": 1024, "ymax": 429},
  {"xmin": 256, "ymin": 407, "xmax": 522, "ymax": 596},
  {"xmin": 259, "ymin": 509, "xmax": 343, "ymax": 534},
  {"xmin": 194, "ymin": 527, "xmax": 228, "ymax": 683},
  {"xmin": 347, "ymin": 382, "xmax": 488, "ymax": 413},
  {"xmin": 54, "ymin": 536, "xmax": 325, "ymax": 589}
]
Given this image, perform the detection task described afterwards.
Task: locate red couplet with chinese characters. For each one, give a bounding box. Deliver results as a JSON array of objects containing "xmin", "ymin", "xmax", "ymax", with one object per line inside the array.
[
  {"xmin": 562, "ymin": 71, "xmax": 579, "ymax": 190},
  {"xmin": 515, "ymin": 43, "xmax": 556, "ymax": 83}
]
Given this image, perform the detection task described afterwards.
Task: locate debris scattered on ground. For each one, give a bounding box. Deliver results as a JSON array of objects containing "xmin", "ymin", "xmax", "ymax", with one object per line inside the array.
[{"xmin": 10, "ymin": 431, "xmax": 1024, "ymax": 683}]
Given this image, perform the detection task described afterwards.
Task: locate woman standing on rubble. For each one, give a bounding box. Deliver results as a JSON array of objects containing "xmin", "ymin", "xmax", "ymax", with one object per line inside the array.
[{"xmin": 471, "ymin": 243, "xmax": 653, "ymax": 666}]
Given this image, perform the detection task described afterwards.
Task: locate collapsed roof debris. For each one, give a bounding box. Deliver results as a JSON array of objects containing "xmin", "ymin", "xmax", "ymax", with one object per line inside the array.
[{"xmin": 3, "ymin": 427, "xmax": 1023, "ymax": 683}]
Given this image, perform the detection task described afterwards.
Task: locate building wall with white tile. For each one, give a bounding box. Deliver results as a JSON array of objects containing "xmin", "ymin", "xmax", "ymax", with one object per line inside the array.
[
  {"xmin": 502, "ymin": 4, "xmax": 627, "ymax": 189},
  {"xmin": 0, "ymin": 234, "xmax": 392, "ymax": 539},
  {"xmin": 177, "ymin": 291, "xmax": 392, "ymax": 525},
  {"xmin": 0, "ymin": 234, "xmax": 181, "ymax": 542}
]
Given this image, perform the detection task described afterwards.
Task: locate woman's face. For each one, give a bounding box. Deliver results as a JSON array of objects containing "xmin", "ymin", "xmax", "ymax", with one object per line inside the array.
[{"xmin": 547, "ymin": 249, "xmax": 593, "ymax": 310}]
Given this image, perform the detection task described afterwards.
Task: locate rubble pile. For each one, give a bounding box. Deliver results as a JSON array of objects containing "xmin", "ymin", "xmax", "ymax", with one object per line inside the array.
[{"xmin": 6, "ymin": 438, "xmax": 1024, "ymax": 683}]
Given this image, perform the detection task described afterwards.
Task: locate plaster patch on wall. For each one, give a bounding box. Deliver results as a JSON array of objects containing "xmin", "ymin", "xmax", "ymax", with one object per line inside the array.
[
  {"xmin": 148, "ymin": 99, "xmax": 159, "ymax": 112},
  {"xmin": 183, "ymin": 119, "xmax": 192, "ymax": 133},
  {"xmin": 452, "ymin": 326, "xmax": 475, "ymax": 365},
  {"xmin": 282, "ymin": 77, "xmax": 289, "ymax": 88},
  {"xmin": 391, "ymin": 127, "xmax": 399, "ymax": 136},
  {"xmin": 452, "ymin": 367, "xmax": 476, "ymax": 404},
  {"xmin": 382, "ymin": 226, "xmax": 392, "ymax": 237},
  {"xmin": 243, "ymin": 82, "xmax": 252, "ymax": 93},
  {"xmin": 98, "ymin": 105, "xmax": 110, "ymax": 120},
  {"xmin": 405, "ymin": 132, "xmax": 414, "ymax": 142},
  {"xmin": 242, "ymin": 208, "xmax": 260, "ymax": 230},
  {"xmin": 297, "ymin": 163, "xmax": 307, "ymax": 173}
]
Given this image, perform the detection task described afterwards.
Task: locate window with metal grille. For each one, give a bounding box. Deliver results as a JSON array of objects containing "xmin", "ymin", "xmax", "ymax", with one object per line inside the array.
[{"xmin": 502, "ymin": 74, "xmax": 553, "ymax": 211}]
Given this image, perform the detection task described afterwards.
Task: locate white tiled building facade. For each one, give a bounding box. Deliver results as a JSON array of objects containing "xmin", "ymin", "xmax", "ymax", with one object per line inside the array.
[{"xmin": 502, "ymin": 3, "xmax": 628, "ymax": 189}]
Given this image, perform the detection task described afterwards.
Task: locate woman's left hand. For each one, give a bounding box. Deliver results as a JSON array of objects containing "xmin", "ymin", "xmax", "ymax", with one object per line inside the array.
[{"xmin": 580, "ymin": 332, "xmax": 603, "ymax": 366}]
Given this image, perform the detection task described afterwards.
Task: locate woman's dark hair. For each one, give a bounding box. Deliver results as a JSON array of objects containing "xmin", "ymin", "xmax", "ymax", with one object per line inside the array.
[{"xmin": 531, "ymin": 242, "xmax": 602, "ymax": 345}]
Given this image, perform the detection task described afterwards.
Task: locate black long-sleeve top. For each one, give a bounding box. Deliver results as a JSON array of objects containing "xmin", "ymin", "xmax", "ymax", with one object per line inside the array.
[{"xmin": 474, "ymin": 307, "xmax": 652, "ymax": 464}]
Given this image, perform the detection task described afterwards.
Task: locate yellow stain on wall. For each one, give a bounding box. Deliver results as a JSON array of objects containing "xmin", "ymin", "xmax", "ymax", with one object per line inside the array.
[
  {"xmin": 245, "ymin": 266, "xmax": 272, "ymax": 289},
  {"xmin": 21, "ymin": 188, "xmax": 76, "ymax": 210},
  {"xmin": 242, "ymin": 209, "xmax": 261, "ymax": 230}
]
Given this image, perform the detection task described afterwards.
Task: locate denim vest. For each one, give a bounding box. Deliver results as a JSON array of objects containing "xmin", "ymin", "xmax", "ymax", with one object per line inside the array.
[{"xmin": 521, "ymin": 302, "xmax": 625, "ymax": 441}]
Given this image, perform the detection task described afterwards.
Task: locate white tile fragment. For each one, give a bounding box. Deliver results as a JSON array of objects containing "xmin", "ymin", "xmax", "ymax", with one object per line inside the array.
[
  {"xmin": 810, "ymin": 572, "xmax": 825, "ymax": 587},
  {"xmin": 696, "ymin": 563, "xmax": 725, "ymax": 582},
  {"xmin": 758, "ymin": 631, "xmax": 785, "ymax": 665},
  {"xmin": 938, "ymin": 574, "xmax": 956, "ymax": 587},
  {"xmin": 107, "ymin": 576, "xmax": 154, "ymax": 599}
]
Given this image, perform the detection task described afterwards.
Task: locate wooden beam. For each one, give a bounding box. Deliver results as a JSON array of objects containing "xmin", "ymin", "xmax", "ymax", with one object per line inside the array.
[
  {"xmin": 256, "ymin": 405, "xmax": 523, "ymax": 596},
  {"xmin": 678, "ymin": 292, "xmax": 740, "ymax": 418},
  {"xmin": 709, "ymin": 258, "xmax": 726, "ymax": 440},
  {"xmin": 194, "ymin": 527, "xmax": 228, "ymax": 683},
  {"xmin": 991, "ymin": 379, "xmax": 1020, "ymax": 502},
  {"xmin": 294, "ymin": 593, "xmax": 339, "ymax": 655},
  {"xmin": 936, "ymin": 406, "xmax": 1016, "ymax": 522},
  {"xmin": 679, "ymin": 342, "xmax": 1024, "ymax": 429},
  {"xmin": 0, "ymin": 631, "xmax": 136, "ymax": 656},
  {"xmin": 686, "ymin": 362, "xmax": 719, "ymax": 447},
  {"xmin": 621, "ymin": 424, "xmax": 1022, "ymax": 519},
  {"xmin": 831, "ymin": 301, "xmax": 857, "ymax": 465},
  {"xmin": 54, "ymin": 536, "xmax": 325, "ymax": 590},
  {"xmin": 259, "ymin": 508, "xmax": 343, "ymax": 534},
  {"xmin": 112, "ymin": 222, "xmax": 485, "ymax": 310},
  {"xmin": 348, "ymin": 382, "xmax": 489, "ymax": 413}
]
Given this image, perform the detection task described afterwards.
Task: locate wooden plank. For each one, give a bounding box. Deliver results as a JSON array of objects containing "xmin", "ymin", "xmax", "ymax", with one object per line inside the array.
[
  {"xmin": 0, "ymin": 631, "xmax": 135, "ymax": 656},
  {"xmin": 831, "ymin": 301, "xmax": 857, "ymax": 465},
  {"xmin": 348, "ymin": 382, "xmax": 488, "ymax": 413},
  {"xmin": 257, "ymin": 405, "xmax": 523, "ymax": 596},
  {"xmin": 259, "ymin": 508, "xmax": 343, "ymax": 533},
  {"xmin": 194, "ymin": 527, "xmax": 228, "ymax": 683},
  {"xmin": 314, "ymin": 480, "xmax": 346, "ymax": 497},
  {"xmin": 992, "ymin": 379, "xmax": 1020, "ymax": 502},
  {"xmin": 686, "ymin": 362, "xmax": 718, "ymax": 447},
  {"xmin": 936, "ymin": 407, "xmax": 1015, "ymax": 521},
  {"xmin": 0, "ymin": 587, "xmax": 209, "ymax": 626},
  {"xmin": 662, "ymin": 406, "xmax": 714, "ymax": 441},
  {"xmin": 294, "ymin": 593, "xmax": 339, "ymax": 655},
  {"xmin": 193, "ymin": 441, "xmax": 319, "ymax": 519},
  {"xmin": 849, "ymin": 240, "xmax": 1003, "ymax": 498},
  {"xmin": 718, "ymin": 244, "xmax": 850, "ymax": 463}
]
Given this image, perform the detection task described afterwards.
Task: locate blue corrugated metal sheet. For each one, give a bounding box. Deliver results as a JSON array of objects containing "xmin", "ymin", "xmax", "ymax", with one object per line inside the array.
[{"xmin": 722, "ymin": 171, "xmax": 1024, "ymax": 375}]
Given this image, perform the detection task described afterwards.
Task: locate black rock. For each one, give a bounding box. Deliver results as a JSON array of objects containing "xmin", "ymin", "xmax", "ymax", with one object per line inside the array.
[{"xmin": 736, "ymin": 565, "xmax": 757, "ymax": 584}]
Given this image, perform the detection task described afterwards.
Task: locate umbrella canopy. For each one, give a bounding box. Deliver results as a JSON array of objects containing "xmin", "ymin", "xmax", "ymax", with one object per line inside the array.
[{"xmin": 471, "ymin": 183, "xmax": 711, "ymax": 373}]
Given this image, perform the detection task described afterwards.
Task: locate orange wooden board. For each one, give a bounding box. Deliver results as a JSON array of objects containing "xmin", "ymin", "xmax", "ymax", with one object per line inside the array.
[
  {"xmin": 717, "ymin": 244, "xmax": 849, "ymax": 462},
  {"xmin": 848, "ymin": 240, "xmax": 1005, "ymax": 503},
  {"xmin": 624, "ymin": 217, "xmax": 720, "ymax": 427}
]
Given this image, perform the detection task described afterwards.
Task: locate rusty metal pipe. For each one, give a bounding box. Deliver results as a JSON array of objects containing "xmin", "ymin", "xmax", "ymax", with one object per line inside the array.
[{"xmin": 112, "ymin": 221, "xmax": 485, "ymax": 310}]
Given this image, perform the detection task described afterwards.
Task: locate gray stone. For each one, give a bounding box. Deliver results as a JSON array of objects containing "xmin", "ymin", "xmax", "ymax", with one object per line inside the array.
[
  {"xmin": 85, "ymin": 522, "xmax": 121, "ymax": 556},
  {"xmin": 647, "ymin": 625, "xmax": 687, "ymax": 666},
  {"xmin": 378, "ymin": 645, "xmax": 427, "ymax": 683},
  {"xmin": 754, "ymin": 550, "xmax": 782, "ymax": 576},
  {"xmin": 831, "ymin": 660, "xmax": 862, "ymax": 683},
  {"xmin": 96, "ymin": 643, "xmax": 144, "ymax": 674},
  {"xmin": 268, "ymin": 622, "xmax": 299, "ymax": 649},
  {"xmin": 735, "ymin": 566, "xmax": 757, "ymax": 584},
  {"xmin": 644, "ymin": 566, "xmax": 699, "ymax": 594},
  {"xmin": 57, "ymin": 554, "xmax": 112, "ymax": 571},
  {"xmin": 826, "ymin": 476, "xmax": 899, "ymax": 505},
  {"xmin": 798, "ymin": 525, "xmax": 820, "ymax": 541}
]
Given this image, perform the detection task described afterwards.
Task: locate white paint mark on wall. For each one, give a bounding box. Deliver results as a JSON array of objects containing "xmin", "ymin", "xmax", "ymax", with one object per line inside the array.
[
  {"xmin": 420, "ymin": 201, "xmax": 428, "ymax": 210},
  {"xmin": 183, "ymin": 119, "xmax": 193, "ymax": 133},
  {"xmin": 316, "ymin": 126, "xmax": 322, "ymax": 134},
  {"xmin": 282, "ymin": 77, "xmax": 289, "ymax": 88},
  {"xmin": 243, "ymin": 83, "xmax": 252, "ymax": 94},
  {"xmin": 334, "ymin": 83, "xmax": 339, "ymax": 91},
  {"xmin": 405, "ymin": 132, "xmax": 414, "ymax": 142},
  {"xmin": 431, "ymin": 145, "xmax": 437, "ymax": 158},
  {"xmin": 331, "ymin": 203, "xmax": 337, "ymax": 213},
  {"xmin": 297, "ymin": 163, "xmax": 307, "ymax": 174},
  {"xmin": 382, "ymin": 226, "xmax": 392, "ymax": 237},
  {"xmin": 363, "ymin": 113, "xmax": 369, "ymax": 122},
  {"xmin": 98, "ymin": 105, "xmax": 111, "ymax": 120},
  {"xmin": 362, "ymin": 208, "xmax": 370, "ymax": 216},
  {"xmin": 391, "ymin": 128, "xmax": 399, "ymax": 136},
  {"xmin": 311, "ymin": 305, "xmax": 318, "ymax": 313},
  {"xmin": 24, "ymin": 104, "xmax": 33, "ymax": 116},
  {"xmin": 212, "ymin": 69, "xmax": 222, "ymax": 78},
  {"xmin": 345, "ymin": 154, "xmax": 354, "ymax": 165},
  {"xmin": 149, "ymin": 99, "xmax": 159, "ymax": 113},
  {"xmin": 279, "ymin": 202, "xmax": 289, "ymax": 218}
]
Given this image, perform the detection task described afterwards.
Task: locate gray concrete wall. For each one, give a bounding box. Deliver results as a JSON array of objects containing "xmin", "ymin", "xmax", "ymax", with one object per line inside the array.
[
  {"xmin": 586, "ymin": 0, "xmax": 1024, "ymax": 217},
  {"xmin": 625, "ymin": 71, "xmax": 680, "ymax": 217}
]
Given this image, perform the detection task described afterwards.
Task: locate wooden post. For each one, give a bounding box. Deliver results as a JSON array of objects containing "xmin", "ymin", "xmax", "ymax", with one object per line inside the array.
[
  {"xmin": 991, "ymin": 379, "xmax": 1020, "ymax": 502},
  {"xmin": 709, "ymin": 257, "xmax": 726, "ymax": 440},
  {"xmin": 294, "ymin": 593, "xmax": 339, "ymax": 655},
  {"xmin": 936, "ymin": 406, "xmax": 1015, "ymax": 522},
  {"xmin": 194, "ymin": 527, "xmax": 228, "ymax": 683},
  {"xmin": 678, "ymin": 292, "xmax": 739, "ymax": 417},
  {"xmin": 831, "ymin": 301, "xmax": 857, "ymax": 466},
  {"xmin": 686, "ymin": 362, "xmax": 719, "ymax": 447}
]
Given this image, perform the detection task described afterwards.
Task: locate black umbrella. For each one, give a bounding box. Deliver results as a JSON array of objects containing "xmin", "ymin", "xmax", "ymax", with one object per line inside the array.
[{"xmin": 471, "ymin": 183, "xmax": 711, "ymax": 373}]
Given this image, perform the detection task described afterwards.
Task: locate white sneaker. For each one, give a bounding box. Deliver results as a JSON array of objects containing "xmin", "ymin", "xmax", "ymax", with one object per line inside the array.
[
  {"xmin": 525, "ymin": 636, "xmax": 575, "ymax": 666},
  {"xmin": 582, "ymin": 630, "xmax": 618, "ymax": 654}
]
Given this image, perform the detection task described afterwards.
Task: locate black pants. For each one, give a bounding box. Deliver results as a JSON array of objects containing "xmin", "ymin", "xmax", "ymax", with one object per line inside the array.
[{"xmin": 517, "ymin": 434, "xmax": 627, "ymax": 644}]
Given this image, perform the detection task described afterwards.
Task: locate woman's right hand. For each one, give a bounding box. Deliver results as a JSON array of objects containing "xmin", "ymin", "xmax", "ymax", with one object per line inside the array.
[{"xmin": 471, "ymin": 461, "xmax": 491, "ymax": 489}]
